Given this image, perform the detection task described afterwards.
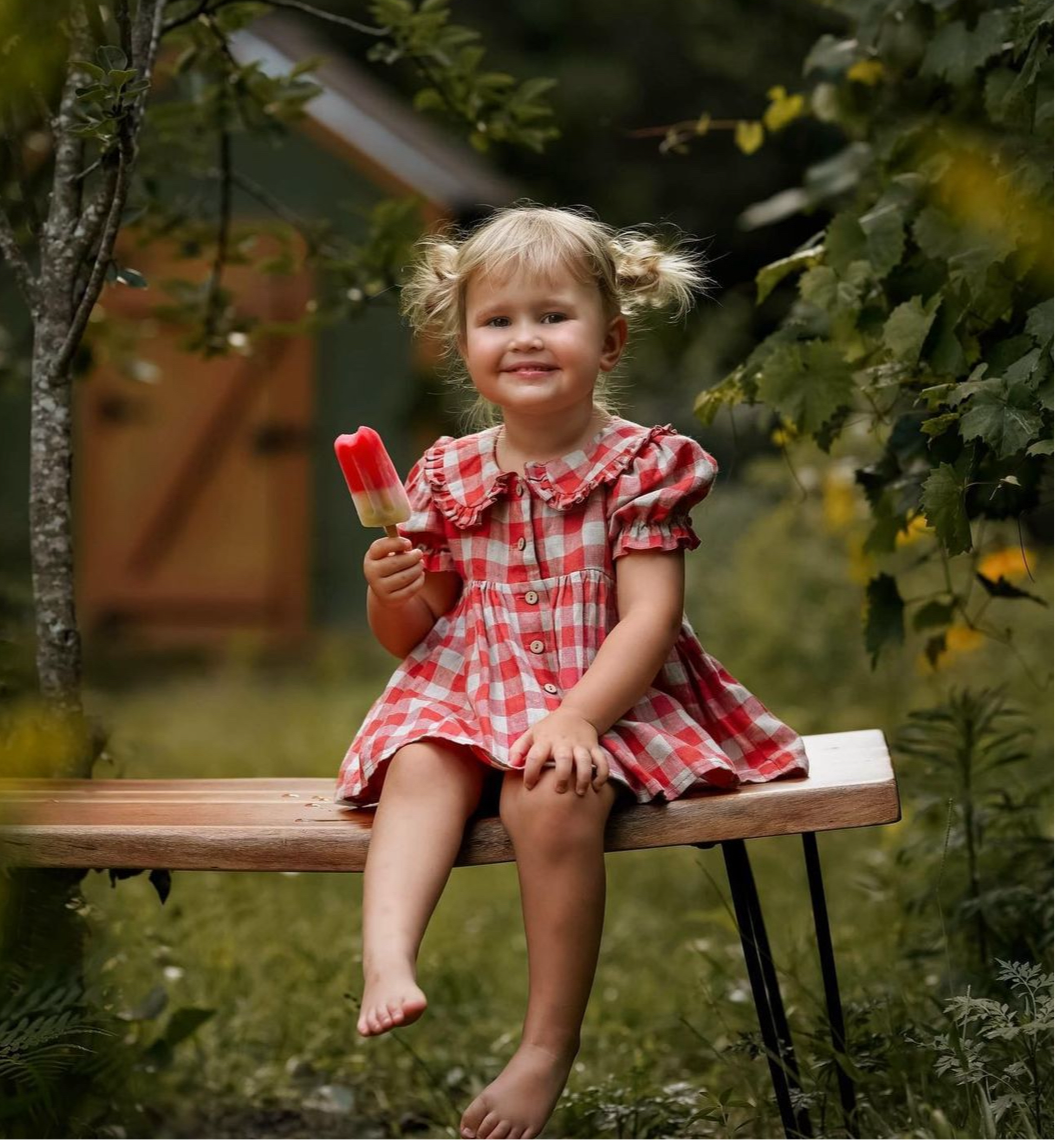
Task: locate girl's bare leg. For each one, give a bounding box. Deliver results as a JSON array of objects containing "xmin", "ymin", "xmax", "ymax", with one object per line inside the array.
[
  {"xmin": 359, "ymin": 741, "xmax": 486, "ymax": 1037},
  {"xmin": 460, "ymin": 768, "xmax": 618, "ymax": 1140}
]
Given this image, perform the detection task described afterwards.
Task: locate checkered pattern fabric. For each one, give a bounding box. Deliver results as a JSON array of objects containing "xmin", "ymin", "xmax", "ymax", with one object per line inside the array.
[{"xmin": 335, "ymin": 417, "xmax": 808, "ymax": 806}]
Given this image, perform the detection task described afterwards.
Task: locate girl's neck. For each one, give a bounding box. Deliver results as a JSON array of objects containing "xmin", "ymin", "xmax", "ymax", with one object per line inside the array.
[{"xmin": 496, "ymin": 406, "xmax": 612, "ymax": 472}]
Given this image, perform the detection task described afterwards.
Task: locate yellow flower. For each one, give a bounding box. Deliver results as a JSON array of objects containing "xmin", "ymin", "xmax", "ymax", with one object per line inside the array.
[
  {"xmin": 734, "ymin": 120, "xmax": 765, "ymax": 155},
  {"xmin": 822, "ymin": 469, "xmax": 858, "ymax": 532},
  {"xmin": 945, "ymin": 624, "xmax": 984, "ymax": 654},
  {"xmin": 895, "ymin": 514, "xmax": 933, "ymax": 547},
  {"xmin": 847, "ymin": 536, "xmax": 875, "ymax": 585},
  {"xmin": 847, "ymin": 59, "xmax": 884, "ymax": 86},
  {"xmin": 978, "ymin": 547, "xmax": 1037, "ymax": 582},
  {"xmin": 763, "ymin": 87, "xmax": 806, "ymax": 132}
]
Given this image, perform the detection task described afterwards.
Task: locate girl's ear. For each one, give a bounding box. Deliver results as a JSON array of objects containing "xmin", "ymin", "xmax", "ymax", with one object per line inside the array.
[{"xmin": 599, "ymin": 315, "xmax": 628, "ymax": 373}]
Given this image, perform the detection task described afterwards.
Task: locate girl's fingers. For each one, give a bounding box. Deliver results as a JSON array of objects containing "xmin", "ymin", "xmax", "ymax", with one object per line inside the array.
[
  {"xmin": 572, "ymin": 746, "xmax": 594, "ymax": 796},
  {"xmin": 591, "ymin": 748, "xmax": 611, "ymax": 790},
  {"xmin": 551, "ymin": 747, "xmax": 574, "ymax": 793},
  {"xmin": 509, "ymin": 731, "xmax": 531, "ymax": 765}
]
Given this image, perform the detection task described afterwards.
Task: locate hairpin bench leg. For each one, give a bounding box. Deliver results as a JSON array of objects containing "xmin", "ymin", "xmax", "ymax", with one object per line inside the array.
[
  {"xmin": 721, "ymin": 839, "xmax": 813, "ymax": 1139},
  {"xmin": 802, "ymin": 832, "xmax": 858, "ymax": 1137}
]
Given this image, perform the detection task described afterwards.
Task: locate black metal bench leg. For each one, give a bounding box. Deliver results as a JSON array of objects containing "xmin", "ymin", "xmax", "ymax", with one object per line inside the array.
[
  {"xmin": 802, "ymin": 832, "xmax": 859, "ymax": 1138},
  {"xmin": 722, "ymin": 840, "xmax": 813, "ymax": 1139}
]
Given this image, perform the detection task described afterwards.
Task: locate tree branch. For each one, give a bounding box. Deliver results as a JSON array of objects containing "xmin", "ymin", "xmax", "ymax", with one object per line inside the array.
[
  {"xmin": 57, "ymin": 140, "xmax": 130, "ymax": 375},
  {"xmin": 230, "ymin": 169, "xmax": 335, "ymax": 258},
  {"xmin": 203, "ymin": 125, "xmax": 233, "ymax": 348},
  {"xmin": 0, "ymin": 204, "xmax": 40, "ymax": 317},
  {"xmin": 162, "ymin": 0, "xmax": 388, "ymax": 36}
]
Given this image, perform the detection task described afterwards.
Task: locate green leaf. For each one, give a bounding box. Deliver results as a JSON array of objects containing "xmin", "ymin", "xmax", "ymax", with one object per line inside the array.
[
  {"xmin": 924, "ymin": 633, "xmax": 947, "ymax": 668},
  {"xmin": 114, "ymin": 266, "xmax": 149, "ymax": 289},
  {"xmin": 859, "ymin": 202, "xmax": 905, "ymax": 276},
  {"xmin": 974, "ymin": 573, "xmax": 1048, "ymax": 606},
  {"xmin": 913, "ymin": 206, "xmax": 961, "ymax": 260},
  {"xmin": 921, "ymin": 411, "xmax": 961, "ymax": 437},
  {"xmin": 1026, "ymin": 438, "xmax": 1053, "ymax": 456},
  {"xmin": 921, "ymin": 11, "xmax": 1012, "ymax": 86},
  {"xmin": 883, "ymin": 295, "xmax": 941, "ymax": 364},
  {"xmin": 863, "ymin": 493, "xmax": 904, "ymax": 555},
  {"xmin": 97, "ymin": 44, "xmax": 128, "ymax": 72},
  {"xmin": 913, "ymin": 599, "xmax": 956, "ymax": 631},
  {"xmin": 515, "ymin": 76, "xmax": 557, "ymax": 103},
  {"xmin": 825, "ymin": 211, "xmax": 867, "ymax": 273},
  {"xmin": 72, "ymin": 60, "xmax": 107, "ymax": 81},
  {"xmin": 799, "ymin": 264, "xmax": 838, "ymax": 308},
  {"xmin": 958, "ymin": 378, "xmax": 1042, "ymax": 457},
  {"xmin": 864, "ymin": 573, "xmax": 904, "ymax": 667},
  {"xmin": 921, "ymin": 461, "xmax": 972, "ymax": 555},
  {"xmin": 412, "ymin": 87, "xmax": 446, "ymax": 112},
  {"xmin": 163, "ymin": 1006, "xmax": 215, "ymax": 1048},
  {"xmin": 926, "ymin": 296, "xmax": 968, "ymax": 376},
  {"xmin": 1024, "ymin": 299, "xmax": 1053, "ymax": 346},
  {"xmin": 693, "ymin": 372, "xmax": 745, "ymax": 426},
  {"xmin": 756, "ymin": 247, "xmax": 822, "ymax": 303},
  {"xmin": 757, "ymin": 340, "xmax": 856, "ymax": 435}
]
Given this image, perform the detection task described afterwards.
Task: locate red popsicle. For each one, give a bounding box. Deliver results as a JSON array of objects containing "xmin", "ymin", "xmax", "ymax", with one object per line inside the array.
[{"xmin": 334, "ymin": 427, "xmax": 411, "ymax": 537}]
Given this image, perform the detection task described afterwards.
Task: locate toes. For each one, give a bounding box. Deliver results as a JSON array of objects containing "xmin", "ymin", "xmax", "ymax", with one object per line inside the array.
[
  {"xmin": 387, "ymin": 1001, "xmax": 404, "ymax": 1024},
  {"xmin": 460, "ymin": 1097, "xmax": 489, "ymax": 1137},
  {"xmin": 477, "ymin": 1111, "xmax": 501, "ymax": 1138},
  {"xmin": 489, "ymin": 1123, "xmax": 513, "ymax": 1140}
]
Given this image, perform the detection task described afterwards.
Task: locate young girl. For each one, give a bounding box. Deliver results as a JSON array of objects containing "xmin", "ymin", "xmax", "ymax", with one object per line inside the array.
[{"xmin": 335, "ymin": 205, "xmax": 808, "ymax": 1140}]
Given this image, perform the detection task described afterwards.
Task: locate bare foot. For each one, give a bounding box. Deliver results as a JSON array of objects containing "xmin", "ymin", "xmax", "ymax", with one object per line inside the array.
[
  {"xmin": 459, "ymin": 1041, "xmax": 577, "ymax": 1139},
  {"xmin": 357, "ymin": 965, "xmax": 428, "ymax": 1037}
]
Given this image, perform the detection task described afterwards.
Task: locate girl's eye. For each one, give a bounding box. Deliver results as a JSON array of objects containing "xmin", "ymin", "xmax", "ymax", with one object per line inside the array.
[
  {"xmin": 486, "ymin": 316, "xmax": 510, "ymax": 327},
  {"xmin": 542, "ymin": 312, "xmax": 567, "ymax": 324}
]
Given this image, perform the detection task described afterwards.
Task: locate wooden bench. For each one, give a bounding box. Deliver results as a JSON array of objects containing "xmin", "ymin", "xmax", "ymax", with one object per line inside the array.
[{"xmin": 0, "ymin": 728, "xmax": 898, "ymax": 1139}]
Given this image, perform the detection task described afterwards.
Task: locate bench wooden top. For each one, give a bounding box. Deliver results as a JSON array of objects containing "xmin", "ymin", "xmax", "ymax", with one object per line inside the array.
[{"xmin": 0, "ymin": 729, "xmax": 898, "ymax": 872}]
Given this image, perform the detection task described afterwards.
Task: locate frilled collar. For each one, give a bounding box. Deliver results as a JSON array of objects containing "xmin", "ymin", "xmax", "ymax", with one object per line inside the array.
[{"xmin": 423, "ymin": 416, "xmax": 678, "ymax": 528}]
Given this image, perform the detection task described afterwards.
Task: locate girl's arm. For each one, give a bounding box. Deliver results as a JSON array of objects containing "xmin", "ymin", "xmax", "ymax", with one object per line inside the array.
[
  {"xmin": 364, "ymin": 535, "xmax": 462, "ymax": 658},
  {"xmin": 560, "ymin": 549, "xmax": 685, "ymax": 733},
  {"xmin": 510, "ymin": 549, "xmax": 686, "ymax": 792}
]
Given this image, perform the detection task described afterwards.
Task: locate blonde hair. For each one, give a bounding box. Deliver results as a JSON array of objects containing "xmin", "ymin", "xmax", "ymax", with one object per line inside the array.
[{"xmin": 401, "ymin": 203, "xmax": 712, "ymax": 428}]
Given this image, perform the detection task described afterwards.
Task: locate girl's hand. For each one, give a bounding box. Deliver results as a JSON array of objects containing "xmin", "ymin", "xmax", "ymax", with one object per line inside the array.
[
  {"xmin": 509, "ymin": 710, "xmax": 612, "ymax": 795},
  {"xmin": 364, "ymin": 536, "xmax": 425, "ymax": 608}
]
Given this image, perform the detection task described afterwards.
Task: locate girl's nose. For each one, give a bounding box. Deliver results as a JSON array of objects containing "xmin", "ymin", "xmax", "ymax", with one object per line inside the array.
[{"xmin": 508, "ymin": 327, "xmax": 543, "ymax": 349}]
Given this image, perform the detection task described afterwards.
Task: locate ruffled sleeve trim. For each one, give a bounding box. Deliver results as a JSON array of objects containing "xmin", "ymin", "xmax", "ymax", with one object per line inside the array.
[{"xmin": 422, "ymin": 429, "xmax": 516, "ymax": 529}]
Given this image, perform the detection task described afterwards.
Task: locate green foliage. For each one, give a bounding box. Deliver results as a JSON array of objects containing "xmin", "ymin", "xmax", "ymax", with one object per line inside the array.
[
  {"xmin": 367, "ymin": 0, "xmax": 558, "ymax": 153},
  {"xmin": 894, "ymin": 687, "xmax": 1052, "ymax": 969},
  {"xmin": 915, "ymin": 961, "xmax": 1053, "ymax": 1137},
  {"xmin": 692, "ymin": 0, "xmax": 1053, "ymax": 666}
]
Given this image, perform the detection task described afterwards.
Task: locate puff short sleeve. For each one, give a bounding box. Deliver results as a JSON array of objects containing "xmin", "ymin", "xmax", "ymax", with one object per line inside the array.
[
  {"xmin": 607, "ymin": 431, "xmax": 719, "ymax": 559},
  {"xmin": 396, "ymin": 454, "xmax": 456, "ymax": 573}
]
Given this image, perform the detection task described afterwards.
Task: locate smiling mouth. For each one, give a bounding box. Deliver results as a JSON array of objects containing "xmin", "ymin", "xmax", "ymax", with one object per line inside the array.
[{"xmin": 504, "ymin": 366, "xmax": 557, "ymax": 375}]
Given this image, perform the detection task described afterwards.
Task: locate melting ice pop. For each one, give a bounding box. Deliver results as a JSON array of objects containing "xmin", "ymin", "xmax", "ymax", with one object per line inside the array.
[{"xmin": 334, "ymin": 427, "xmax": 412, "ymax": 538}]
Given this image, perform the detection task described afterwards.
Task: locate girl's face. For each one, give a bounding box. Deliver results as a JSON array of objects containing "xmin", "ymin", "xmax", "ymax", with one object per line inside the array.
[{"xmin": 459, "ymin": 262, "xmax": 627, "ymax": 423}]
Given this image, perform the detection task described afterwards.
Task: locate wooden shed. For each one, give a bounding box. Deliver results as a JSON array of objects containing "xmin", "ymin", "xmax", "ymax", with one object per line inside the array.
[{"xmin": 67, "ymin": 15, "xmax": 518, "ymax": 649}]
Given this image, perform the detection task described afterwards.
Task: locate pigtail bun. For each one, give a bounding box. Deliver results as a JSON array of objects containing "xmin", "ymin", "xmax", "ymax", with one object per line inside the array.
[
  {"xmin": 400, "ymin": 232, "xmax": 461, "ymax": 342},
  {"xmin": 611, "ymin": 231, "xmax": 712, "ymax": 318}
]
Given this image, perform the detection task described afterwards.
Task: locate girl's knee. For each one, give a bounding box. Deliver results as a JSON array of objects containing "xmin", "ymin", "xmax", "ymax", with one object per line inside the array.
[
  {"xmin": 384, "ymin": 740, "xmax": 486, "ymax": 801},
  {"xmin": 499, "ymin": 768, "xmax": 614, "ymax": 851}
]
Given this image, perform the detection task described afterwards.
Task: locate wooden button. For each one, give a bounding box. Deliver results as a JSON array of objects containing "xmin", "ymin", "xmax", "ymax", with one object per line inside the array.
[
  {"xmin": 516, "ymin": 537, "xmax": 526, "ymax": 550},
  {"xmin": 524, "ymin": 590, "xmax": 539, "ymax": 604},
  {"xmin": 529, "ymin": 639, "xmax": 545, "ymax": 654}
]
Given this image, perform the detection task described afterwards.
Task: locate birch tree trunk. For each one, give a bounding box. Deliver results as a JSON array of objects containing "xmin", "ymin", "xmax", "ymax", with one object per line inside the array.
[{"xmin": 1, "ymin": 0, "xmax": 165, "ymax": 723}]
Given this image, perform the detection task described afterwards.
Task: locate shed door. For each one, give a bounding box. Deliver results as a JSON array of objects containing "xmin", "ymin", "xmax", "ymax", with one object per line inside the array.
[{"xmin": 76, "ymin": 237, "xmax": 314, "ymax": 647}]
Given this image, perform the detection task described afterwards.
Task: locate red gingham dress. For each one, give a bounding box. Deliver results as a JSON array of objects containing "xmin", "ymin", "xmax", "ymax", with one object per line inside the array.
[{"xmin": 335, "ymin": 416, "xmax": 808, "ymax": 806}]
